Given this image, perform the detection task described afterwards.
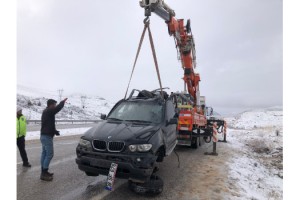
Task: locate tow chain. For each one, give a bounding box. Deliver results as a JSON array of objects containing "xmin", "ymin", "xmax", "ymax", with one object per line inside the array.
[{"xmin": 124, "ymin": 17, "xmax": 163, "ymax": 99}]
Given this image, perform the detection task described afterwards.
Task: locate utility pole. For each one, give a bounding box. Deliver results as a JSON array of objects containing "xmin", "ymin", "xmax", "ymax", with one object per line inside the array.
[
  {"xmin": 58, "ymin": 89, "xmax": 64, "ymax": 101},
  {"xmin": 81, "ymin": 95, "xmax": 87, "ymax": 109}
]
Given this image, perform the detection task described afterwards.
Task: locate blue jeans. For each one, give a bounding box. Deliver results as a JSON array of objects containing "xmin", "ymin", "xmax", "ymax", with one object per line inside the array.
[{"xmin": 40, "ymin": 135, "xmax": 54, "ymax": 170}]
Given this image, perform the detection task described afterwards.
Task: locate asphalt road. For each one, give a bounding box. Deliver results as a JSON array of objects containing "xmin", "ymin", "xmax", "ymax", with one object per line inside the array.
[{"xmin": 17, "ymin": 135, "xmax": 232, "ymax": 200}]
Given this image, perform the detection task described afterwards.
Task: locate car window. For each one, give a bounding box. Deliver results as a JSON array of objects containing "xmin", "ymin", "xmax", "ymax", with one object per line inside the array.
[{"xmin": 108, "ymin": 101, "xmax": 163, "ymax": 123}]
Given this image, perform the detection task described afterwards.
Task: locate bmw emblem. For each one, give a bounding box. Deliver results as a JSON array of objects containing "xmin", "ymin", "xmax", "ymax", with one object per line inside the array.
[{"xmin": 108, "ymin": 136, "xmax": 112, "ymax": 139}]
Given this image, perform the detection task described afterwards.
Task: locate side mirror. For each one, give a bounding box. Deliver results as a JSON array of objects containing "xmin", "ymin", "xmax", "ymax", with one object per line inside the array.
[
  {"xmin": 100, "ymin": 114, "xmax": 107, "ymax": 120},
  {"xmin": 168, "ymin": 118, "xmax": 178, "ymax": 125}
]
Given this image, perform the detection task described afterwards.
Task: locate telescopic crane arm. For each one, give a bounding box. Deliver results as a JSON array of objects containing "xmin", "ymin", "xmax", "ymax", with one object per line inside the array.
[
  {"xmin": 140, "ymin": 1, "xmax": 227, "ymax": 148},
  {"xmin": 140, "ymin": 0, "xmax": 201, "ymax": 107}
]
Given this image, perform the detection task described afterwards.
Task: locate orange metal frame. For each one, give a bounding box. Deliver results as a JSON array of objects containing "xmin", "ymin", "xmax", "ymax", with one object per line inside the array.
[{"xmin": 167, "ymin": 17, "xmax": 206, "ymax": 131}]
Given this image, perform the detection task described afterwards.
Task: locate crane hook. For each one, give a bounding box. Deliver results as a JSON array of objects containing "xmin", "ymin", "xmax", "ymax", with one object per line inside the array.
[{"xmin": 144, "ymin": 16, "xmax": 150, "ymax": 25}]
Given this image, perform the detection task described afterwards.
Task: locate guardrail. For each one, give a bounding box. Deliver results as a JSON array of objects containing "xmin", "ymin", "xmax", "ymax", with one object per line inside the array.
[{"xmin": 27, "ymin": 120, "xmax": 102, "ymax": 124}]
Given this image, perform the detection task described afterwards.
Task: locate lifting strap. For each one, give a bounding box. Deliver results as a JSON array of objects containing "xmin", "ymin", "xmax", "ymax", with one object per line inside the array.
[
  {"xmin": 124, "ymin": 20, "xmax": 163, "ymax": 99},
  {"xmin": 147, "ymin": 23, "xmax": 164, "ymax": 97}
]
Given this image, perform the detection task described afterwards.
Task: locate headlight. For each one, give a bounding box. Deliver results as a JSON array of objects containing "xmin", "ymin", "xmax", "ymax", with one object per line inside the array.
[
  {"xmin": 129, "ymin": 145, "xmax": 137, "ymax": 152},
  {"xmin": 79, "ymin": 138, "xmax": 91, "ymax": 148},
  {"xmin": 129, "ymin": 144, "xmax": 152, "ymax": 152}
]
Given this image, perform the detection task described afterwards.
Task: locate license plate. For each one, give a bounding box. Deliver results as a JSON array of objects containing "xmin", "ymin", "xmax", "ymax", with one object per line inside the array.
[{"xmin": 105, "ymin": 163, "xmax": 118, "ymax": 191}]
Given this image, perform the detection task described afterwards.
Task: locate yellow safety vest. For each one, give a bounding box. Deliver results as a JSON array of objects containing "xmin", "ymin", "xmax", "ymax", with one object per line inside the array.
[{"xmin": 17, "ymin": 116, "xmax": 27, "ymax": 138}]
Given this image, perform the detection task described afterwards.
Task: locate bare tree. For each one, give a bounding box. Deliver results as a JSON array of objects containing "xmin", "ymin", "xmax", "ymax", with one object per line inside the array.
[
  {"xmin": 81, "ymin": 95, "xmax": 87, "ymax": 109},
  {"xmin": 57, "ymin": 89, "xmax": 64, "ymax": 101}
]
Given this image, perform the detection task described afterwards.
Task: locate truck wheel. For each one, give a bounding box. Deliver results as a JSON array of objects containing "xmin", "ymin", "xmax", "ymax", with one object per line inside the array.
[
  {"xmin": 128, "ymin": 175, "xmax": 164, "ymax": 195},
  {"xmin": 85, "ymin": 172, "xmax": 98, "ymax": 176},
  {"xmin": 191, "ymin": 137, "xmax": 199, "ymax": 149}
]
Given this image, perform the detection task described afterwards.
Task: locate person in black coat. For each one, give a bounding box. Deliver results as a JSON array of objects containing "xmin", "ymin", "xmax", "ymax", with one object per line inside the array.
[{"xmin": 40, "ymin": 98, "xmax": 67, "ymax": 181}]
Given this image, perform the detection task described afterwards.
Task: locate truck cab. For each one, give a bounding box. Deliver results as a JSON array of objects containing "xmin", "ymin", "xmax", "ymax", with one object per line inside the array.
[{"xmin": 174, "ymin": 93, "xmax": 207, "ymax": 148}]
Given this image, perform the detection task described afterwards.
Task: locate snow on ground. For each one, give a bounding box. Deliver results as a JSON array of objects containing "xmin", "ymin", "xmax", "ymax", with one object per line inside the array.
[
  {"xmin": 26, "ymin": 127, "xmax": 92, "ymax": 140},
  {"xmin": 225, "ymin": 107, "xmax": 283, "ymax": 199},
  {"xmin": 17, "ymin": 84, "xmax": 115, "ymax": 120}
]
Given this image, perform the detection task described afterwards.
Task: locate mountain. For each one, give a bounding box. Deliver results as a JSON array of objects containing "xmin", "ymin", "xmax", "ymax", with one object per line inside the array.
[{"xmin": 17, "ymin": 85, "xmax": 115, "ymax": 120}]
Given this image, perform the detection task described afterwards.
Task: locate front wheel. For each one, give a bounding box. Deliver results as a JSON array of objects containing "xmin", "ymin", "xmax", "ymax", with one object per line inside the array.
[{"xmin": 128, "ymin": 175, "xmax": 164, "ymax": 195}]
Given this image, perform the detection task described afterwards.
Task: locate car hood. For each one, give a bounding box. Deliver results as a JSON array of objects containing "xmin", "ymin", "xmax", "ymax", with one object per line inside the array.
[{"xmin": 84, "ymin": 121, "xmax": 160, "ymax": 142}]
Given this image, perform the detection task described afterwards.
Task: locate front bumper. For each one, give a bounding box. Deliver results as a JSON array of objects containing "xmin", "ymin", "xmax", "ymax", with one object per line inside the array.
[{"xmin": 76, "ymin": 146, "xmax": 157, "ymax": 183}]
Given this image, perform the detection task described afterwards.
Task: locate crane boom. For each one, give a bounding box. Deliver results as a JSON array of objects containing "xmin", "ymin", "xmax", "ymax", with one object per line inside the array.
[
  {"xmin": 139, "ymin": 0, "xmax": 227, "ymax": 152},
  {"xmin": 140, "ymin": 0, "xmax": 201, "ymax": 107}
]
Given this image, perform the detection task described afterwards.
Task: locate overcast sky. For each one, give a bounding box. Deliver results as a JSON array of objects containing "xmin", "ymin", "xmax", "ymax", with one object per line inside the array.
[{"xmin": 17, "ymin": 0, "xmax": 282, "ymax": 115}]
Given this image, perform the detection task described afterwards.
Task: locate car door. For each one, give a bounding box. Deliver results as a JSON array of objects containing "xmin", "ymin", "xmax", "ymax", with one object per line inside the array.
[{"xmin": 162, "ymin": 100, "xmax": 177, "ymax": 155}]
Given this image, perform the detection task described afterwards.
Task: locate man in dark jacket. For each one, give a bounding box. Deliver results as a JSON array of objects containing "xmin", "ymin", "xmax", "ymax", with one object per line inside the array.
[{"xmin": 40, "ymin": 98, "xmax": 67, "ymax": 181}]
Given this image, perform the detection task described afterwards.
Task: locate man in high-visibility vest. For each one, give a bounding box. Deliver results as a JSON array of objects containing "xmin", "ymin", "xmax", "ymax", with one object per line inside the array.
[{"xmin": 17, "ymin": 106, "xmax": 31, "ymax": 167}]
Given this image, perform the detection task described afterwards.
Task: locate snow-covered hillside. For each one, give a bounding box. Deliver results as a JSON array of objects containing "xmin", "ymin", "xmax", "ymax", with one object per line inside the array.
[
  {"xmin": 17, "ymin": 85, "xmax": 115, "ymax": 120},
  {"xmin": 225, "ymin": 106, "xmax": 283, "ymax": 199},
  {"xmin": 226, "ymin": 106, "xmax": 283, "ymax": 130}
]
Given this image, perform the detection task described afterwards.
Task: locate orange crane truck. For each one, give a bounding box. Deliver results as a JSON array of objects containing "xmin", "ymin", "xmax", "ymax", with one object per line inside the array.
[{"xmin": 140, "ymin": 0, "xmax": 226, "ymax": 149}]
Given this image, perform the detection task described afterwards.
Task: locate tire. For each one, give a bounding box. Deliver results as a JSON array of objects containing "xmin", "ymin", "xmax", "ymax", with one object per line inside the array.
[
  {"xmin": 191, "ymin": 137, "xmax": 199, "ymax": 149},
  {"xmin": 128, "ymin": 175, "xmax": 164, "ymax": 195},
  {"xmin": 85, "ymin": 172, "xmax": 98, "ymax": 176},
  {"xmin": 156, "ymin": 156, "xmax": 164, "ymax": 162},
  {"xmin": 156, "ymin": 148, "xmax": 165, "ymax": 162}
]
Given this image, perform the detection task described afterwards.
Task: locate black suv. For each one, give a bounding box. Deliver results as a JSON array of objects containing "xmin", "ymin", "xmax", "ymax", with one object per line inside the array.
[{"xmin": 75, "ymin": 89, "xmax": 178, "ymax": 183}]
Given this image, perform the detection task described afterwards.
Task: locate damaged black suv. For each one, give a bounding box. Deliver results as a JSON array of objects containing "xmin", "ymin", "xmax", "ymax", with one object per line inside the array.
[{"xmin": 75, "ymin": 89, "xmax": 177, "ymax": 183}]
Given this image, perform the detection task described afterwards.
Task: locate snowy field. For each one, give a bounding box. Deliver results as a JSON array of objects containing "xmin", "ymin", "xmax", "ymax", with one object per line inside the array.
[{"xmin": 225, "ymin": 107, "xmax": 283, "ymax": 199}]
